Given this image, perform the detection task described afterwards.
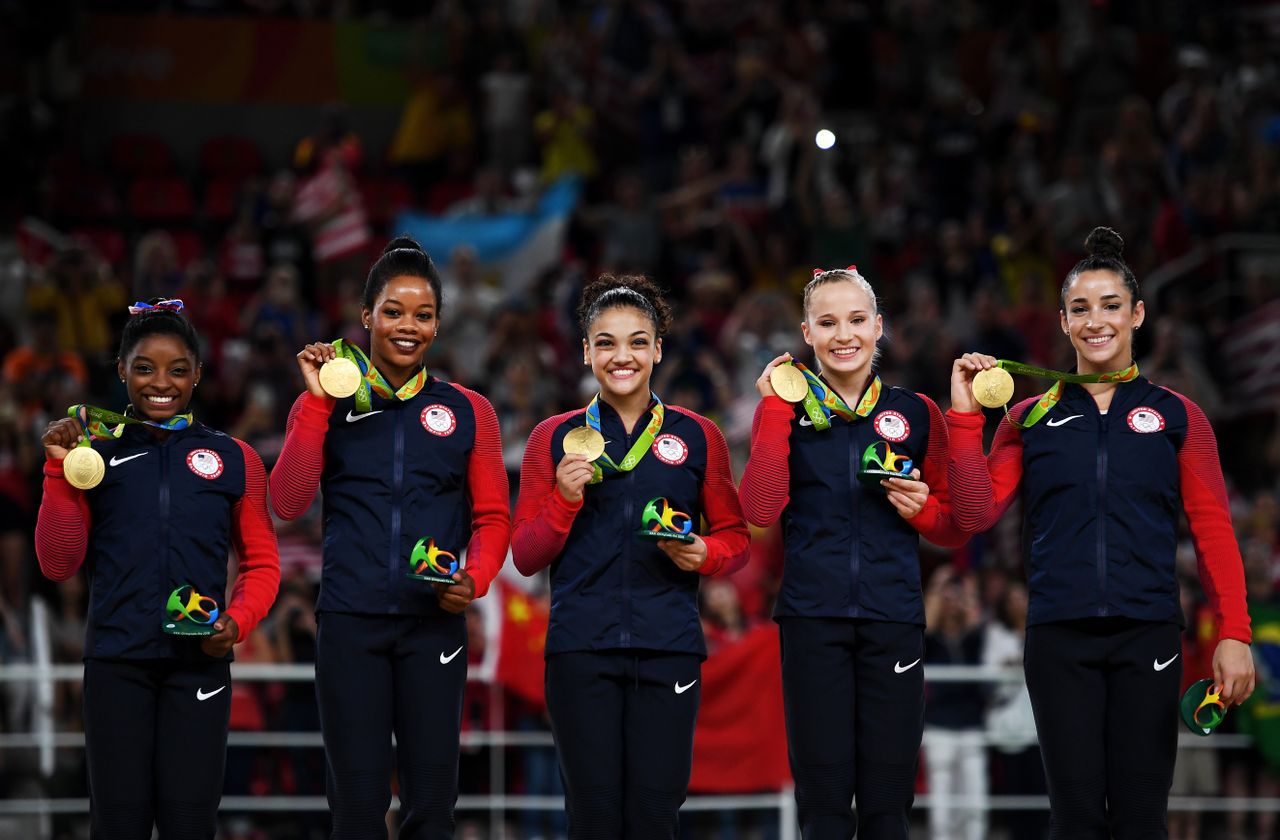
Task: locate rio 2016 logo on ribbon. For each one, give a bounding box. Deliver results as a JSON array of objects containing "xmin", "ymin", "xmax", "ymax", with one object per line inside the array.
[
  {"xmin": 408, "ymin": 537, "xmax": 458, "ymax": 582},
  {"xmin": 637, "ymin": 497, "xmax": 696, "ymax": 543},
  {"xmin": 163, "ymin": 584, "xmax": 220, "ymax": 636}
]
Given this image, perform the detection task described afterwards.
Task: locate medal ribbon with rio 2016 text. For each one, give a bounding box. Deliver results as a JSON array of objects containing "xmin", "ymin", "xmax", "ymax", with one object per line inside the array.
[
  {"xmin": 996, "ymin": 360, "xmax": 1140, "ymax": 428},
  {"xmin": 792, "ymin": 363, "xmax": 882, "ymax": 431},
  {"xmin": 331, "ymin": 339, "xmax": 430, "ymax": 414},
  {"xmin": 583, "ymin": 392, "xmax": 664, "ymax": 484}
]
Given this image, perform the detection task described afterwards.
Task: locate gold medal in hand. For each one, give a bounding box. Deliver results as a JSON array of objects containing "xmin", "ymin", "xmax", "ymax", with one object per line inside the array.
[
  {"xmin": 63, "ymin": 446, "xmax": 105, "ymax": 490},
  {"xmin": 768, "ymin": 364, "xmax": 809, "ymax": 403},
  {"xmin": 972, "ymin": 367, "xmax": 1015, "ymax": 409},
  {"xmin": 319, "ymin": 357, "xmax": 362, "ymax": 398},
  {"xmin": 563, "ymin": 427, "xmax": 606, "ymax": 461}
]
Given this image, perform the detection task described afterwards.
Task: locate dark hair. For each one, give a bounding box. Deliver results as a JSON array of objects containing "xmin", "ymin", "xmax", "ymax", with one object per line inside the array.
[
  {"xmin": 1061, "ymin": 227, "xmax": 1140, "ymax": 309},
  {"xmin": 576, "ymin": 274, "xmax": 673, "ymax": 337},
  {"xmin": 118, "ymin": 300, "xmax": 201, "ymax": 363},
  {"xmin": 363, "ymin": 236, "xmax": 443, "ymax": 315}
]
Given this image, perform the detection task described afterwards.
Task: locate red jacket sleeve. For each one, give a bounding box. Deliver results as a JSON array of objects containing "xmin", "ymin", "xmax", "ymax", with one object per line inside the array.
[
  {"xmin": 224, "ymin": 440, "xmax": 281, "ymax": 642},
  {"xmin": 677, "ymin": 408, "xmax": 750, "ymax": 576},
  {"xmin": 269, "ymin": 391, "xmax": 335, "ymax": 520},
  {"xmin": 946, "ymin": 404, "xmax": 1028, "ymax": 534},
  {"xmin": 455, "ymin": 385, "xmax": 511, "ymax": 599},
  {"xmin": 907, "ymin": 395, "xmax": 969, "ymax": 548},
  {"xmin": 1170, "ymin": 391, "xmax": 1250, "ymax": 643},
  {"xmin": 511, "ymin": 412, "xmax": 581, "ymax": 576},
  {"xmin": 34, "ymin": 457, "xmax": 91, "ymax": 581},
  {"xmin": 738, "ymin": 395, "xmax": 795, "ymax": 527}
]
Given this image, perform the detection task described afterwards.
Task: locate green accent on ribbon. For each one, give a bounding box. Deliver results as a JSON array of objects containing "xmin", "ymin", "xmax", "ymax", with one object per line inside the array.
[
  {"xmin": 67, "ymin": 404, "xmax": 193, "ymax": 450},
  {"xmin": 789, "ymin": 363, "xmax": 881, "ymax": 431},
  {"xmin": 583, "ymin": 393, "xmax": 664, "ymax": 484},
  {"xmin": 332, "ymin": 339, "xmax": 430, "ymax": 414},
  {"xmin": 997, "ymin": 361, "xmax": 1140, "ymax": 428}
]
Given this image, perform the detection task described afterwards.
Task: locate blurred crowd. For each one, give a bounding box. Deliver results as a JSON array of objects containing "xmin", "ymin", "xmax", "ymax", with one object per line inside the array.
[{"xmin": 4, "ymin": 1, "xmax": 1280, "ymax": 838}]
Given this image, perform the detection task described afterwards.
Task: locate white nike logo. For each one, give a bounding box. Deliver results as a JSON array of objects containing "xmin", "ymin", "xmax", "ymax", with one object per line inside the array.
[
  {"xmin": 109, "ymin": 452, "xmax": 147, "ymax": 466},
  {"xmin": 1154, "ymin": 654, "xmax": 1179, "ymax": 671},
  {"xmin": 440, "ymin": 645, "xmax": 464, "ymax": 665},
  {"xmin": 1046, "ymin": 415, "xmax": 1083, "ymax": 428},
  {"xmin": 894, "ymin": 658, "xmax": 921, "ymax": 674},
  {"xmin": 346, "ymin": 409, "xmax": 383, "ymax": 423},
  {"xmin": 799, "ymin": 416, "xmax": 813, "ymax": 427},
  {"xmin": 196, "ymin": 686, "xmax": 226, "ymax": 701},
  {"xmin": 674, "ymin": 680, "xmax": 698, "ymax": 694}
]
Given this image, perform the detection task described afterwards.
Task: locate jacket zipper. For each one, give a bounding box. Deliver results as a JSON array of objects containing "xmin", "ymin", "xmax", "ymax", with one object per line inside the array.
[
  {"xmin": 1096, "ymin": 410, "xmax": 1109, "ymax": 616},
  {"xmin": 620, "ymin": 421, "xmax": 636, "ymax": 648},
  {"xmin": 159, "ymin": 438, "xmax": 170, "ymax": 613},
  {"xmin": 389, "ymin": 406, "xmax": 405, "ymax": 607},
  {"xmin": 848, "ymin": 424, "xmax": 861, "ymax": 616}
]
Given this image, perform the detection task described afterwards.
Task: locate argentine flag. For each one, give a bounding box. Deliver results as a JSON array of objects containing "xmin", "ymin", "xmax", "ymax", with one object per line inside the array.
[{"xmin": 394, "ymin": 177, "xmax": 580, "ymax": 293}]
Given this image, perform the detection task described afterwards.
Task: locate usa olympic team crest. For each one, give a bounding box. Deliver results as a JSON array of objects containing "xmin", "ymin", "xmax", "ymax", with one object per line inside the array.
[
  {"xmin": 1126, "ymin": 407, "xmax": 1165, "ymax": 434},
  {"xmin": 186, "ymin": 449, "xmax": 224, "ymax": 480},
  {"xmin": 652, "ymin": 434, "xmax": 688, "ymax": 465},
  {"xmin": 421, "ymin": 404, "xmax": 457, "ymax": 436},
  {"xmin": 873, "ymin": 410, "xmax": 910, "ymax": 442}
]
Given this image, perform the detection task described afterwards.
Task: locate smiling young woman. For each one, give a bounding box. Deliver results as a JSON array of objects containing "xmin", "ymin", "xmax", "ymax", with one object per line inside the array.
[
  {"xmin": 510, "ymin": 274, "xmax": 749, "ymax": 839},
  {"xmin": 737, "ymin": 267, "xmax": 967, "ymax": 839},
  {"xmin": 34, "ymin": 299, "xmax": 280, "ymax": 839},
  {"xmin": 269, "ymin": 236, "xmax": 511, "ymax": 839},
  {"xmin": 947, "ymin": 227, "xmax": 1254, "ymax": 837}
]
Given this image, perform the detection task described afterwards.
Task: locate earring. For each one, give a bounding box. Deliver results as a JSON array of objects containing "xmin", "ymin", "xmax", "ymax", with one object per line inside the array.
[{"xmin": 363, "ymin": 322, "xmax": 370, "ymax": 330}]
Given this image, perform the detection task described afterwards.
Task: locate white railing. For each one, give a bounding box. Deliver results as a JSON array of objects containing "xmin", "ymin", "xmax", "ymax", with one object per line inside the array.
[{"xmin": 2, "ymin": 590, "xmax": 1274, "ymax": 838}]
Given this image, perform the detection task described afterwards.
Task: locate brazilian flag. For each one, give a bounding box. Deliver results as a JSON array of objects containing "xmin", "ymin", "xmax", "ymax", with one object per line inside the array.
[{"xmin": 1239, "ymin": 598, "xmax": 1280, "ymax": 774}]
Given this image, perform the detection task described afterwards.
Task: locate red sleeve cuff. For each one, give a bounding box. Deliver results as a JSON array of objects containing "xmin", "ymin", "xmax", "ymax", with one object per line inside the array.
[{"xmin": 946, "ymin": 408, "xmax": 985, "ymax": 429}]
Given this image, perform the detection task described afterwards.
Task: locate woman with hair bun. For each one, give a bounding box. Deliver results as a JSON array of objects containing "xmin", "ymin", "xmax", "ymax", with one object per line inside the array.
[
  {"xmin": 270, "ymin": 236, "xmax": 511, "ymax": 839},
  {"xmin": 947, "ymin": 227, "xmax": 1254, "ymax": 837},
  {"xmin": 35, "ymin": 298, "xmax": 281, "ymax": 839},
  {"xmin": 738, "ymin": 266, "xmax": 968, "ymax": 839},
  {"xmin": 511, "ymin": 274, "xmax": 749, "ymax": 839}
]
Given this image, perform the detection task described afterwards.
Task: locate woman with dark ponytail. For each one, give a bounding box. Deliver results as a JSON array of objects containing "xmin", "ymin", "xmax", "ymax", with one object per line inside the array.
[
  {"xmin": 270, "ymin": 236, "xmax": 510, "ymax": 839},
  {"xmin": 35, "ymin": 298, "xmax": 281, "ymax": 839},
  {"xmin": 947, "ymin": 227, "xmax": 1254, "ymax": 837},
  {"xmin": 511, "ymin": 275, "xmax": 749, "ymax": 839}
]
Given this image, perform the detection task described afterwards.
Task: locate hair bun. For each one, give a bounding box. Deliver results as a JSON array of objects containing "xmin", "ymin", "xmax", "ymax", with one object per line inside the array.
[
  {"xmin": 1084, "ymin": 226, "xmax": 1124, "ymax": 260},
  {"xmin": 382, "ymin": 235, "xmax": 424, "ymax": 256}
]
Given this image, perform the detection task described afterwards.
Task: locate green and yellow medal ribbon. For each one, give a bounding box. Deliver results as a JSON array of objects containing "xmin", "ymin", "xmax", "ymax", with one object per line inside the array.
[
  {"xmin": 792, "ymin": 363, "xmax": 882, "ymax": 431},
  {"xmin": 583, "ymin": 393, "xmax": 664, "ymax": 484},
  {"xmin": 998, "ymin": 360, "xmax": 1139, "ymax": 428},
  {"xmin": 68, "ymin": 404, "xmax": 193, "ymax": 442},
  {"xmin": 332, "ymin": 339, "xmax": 430, "ymax": 414}
]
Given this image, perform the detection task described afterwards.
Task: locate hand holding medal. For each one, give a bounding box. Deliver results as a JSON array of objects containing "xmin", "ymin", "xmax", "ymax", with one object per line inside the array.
[
  {"xmin": 297, "ymin": 341, "xmax": 357, "ymax": 398},
  {"xmin": 758, "ymin": 352, "xmax": 809, "ymax": 402},
  {"xmin": 43, "ymin": 405, "xmax": 193, "ymax": 490},
  {"xmin": 952, "ymin": 353, "xmax": 1140, "ymax": 427}
]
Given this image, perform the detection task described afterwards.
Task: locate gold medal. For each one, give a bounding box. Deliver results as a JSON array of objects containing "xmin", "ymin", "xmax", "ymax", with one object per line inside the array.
[
  {"xmin": 563, "ymin": 427, "xmax": 606, "ymax": 461},
  {"xmin": 972, "ymin": 367, "xmax": 1015, "ymax": 409},
  {"xmin": 769, "ymin": 364, "xmax": 810, "ymax": 403},
  {"xmin": 318, "ymin": 357, "xmax": 361, "ymax": 399},
  {"xmin": 63, "ymin": 446, "xmax": 105, "ymax": 490}
]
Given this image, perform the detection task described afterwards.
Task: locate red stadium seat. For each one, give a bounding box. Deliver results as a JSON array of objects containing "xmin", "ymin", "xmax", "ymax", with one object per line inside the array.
[
  {"xmin": 170, "ymin": 230, "xmax": 205, "ymax": 268},
  {"xmin": 128, "ymin": 177, "xmax": 196, "ymax": 223},
  {"xmin": 358, "ymin": 177, "xmax": 416, "ymax": 229},
  {"xmin": 52, "ymin": 171, "xmax": 120, "ymax": 223},
  {"xmin": 203, "ymin": 178, "xmax": 243, "ymax": 223},
  {"xmin": 70, "ymin": 227, "xmax": 127, "ymax": 266},
  {"xmin": 200, "ymin": 136, "xmax": 263, "ymax": 180},
  {"xmin": 110, "ymin": 133, "xmax": 174, "ymax": 178}
]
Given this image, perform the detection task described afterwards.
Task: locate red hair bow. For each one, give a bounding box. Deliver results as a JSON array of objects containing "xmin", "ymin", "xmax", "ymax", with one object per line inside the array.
[{"xmin": 812, "ymin": 265, "xmax": 858, "ymax": 277}]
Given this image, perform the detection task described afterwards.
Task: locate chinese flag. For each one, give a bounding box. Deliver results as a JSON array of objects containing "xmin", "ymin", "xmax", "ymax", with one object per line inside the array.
[
  {"xmin": 690, "ymin": 622, "xmax": 792, "ymax": 792},
  {"xmin": 496, "ymin": 580, "xmax": 549, "ymax": 706}
]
